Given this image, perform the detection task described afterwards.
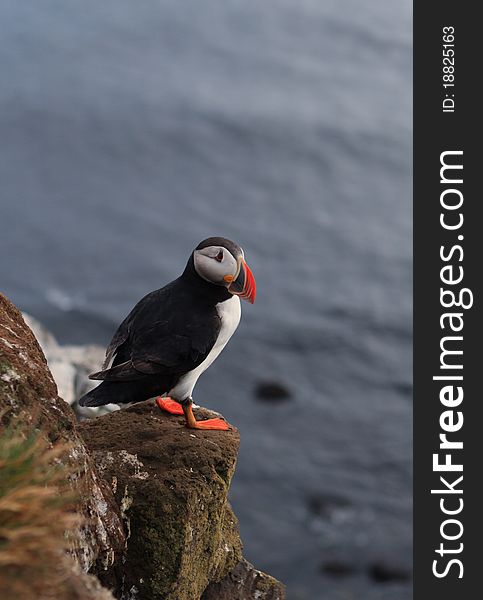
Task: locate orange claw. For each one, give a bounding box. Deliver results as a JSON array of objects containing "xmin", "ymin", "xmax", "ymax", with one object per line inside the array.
[{"xmin": 156, "ymin": 397, "xmax": 184, "ymax": 415}]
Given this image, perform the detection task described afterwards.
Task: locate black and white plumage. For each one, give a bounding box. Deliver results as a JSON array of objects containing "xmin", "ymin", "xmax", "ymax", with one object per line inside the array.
[{"xmin": 79, "ymin": 237, "xmax": 256, "ymax": 421}]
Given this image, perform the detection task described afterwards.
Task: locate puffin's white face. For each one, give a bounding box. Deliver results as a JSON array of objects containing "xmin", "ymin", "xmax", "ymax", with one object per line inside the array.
[
  {"xmin": 193, "ymin": 245, "xmax": 240, "ymax": 286},
  {"xmin": 192, "ymin": 237, "xmax": 256, "ymax": 303}
]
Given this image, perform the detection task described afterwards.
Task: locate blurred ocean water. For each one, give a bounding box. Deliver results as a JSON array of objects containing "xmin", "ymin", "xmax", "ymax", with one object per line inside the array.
[{"xmin": 0, "ymin": 1, "xmax": 412, "ymax": 598}]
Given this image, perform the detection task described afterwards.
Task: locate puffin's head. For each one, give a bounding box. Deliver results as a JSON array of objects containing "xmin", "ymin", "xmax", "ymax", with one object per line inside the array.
[{"xmin": 193, "ymin": 237, "xmax": 256, "ymax": 303}]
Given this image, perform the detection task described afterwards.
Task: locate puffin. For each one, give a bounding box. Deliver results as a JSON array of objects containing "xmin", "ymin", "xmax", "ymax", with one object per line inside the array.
[{"xmin": 79, "ymin": 237, "xmax": 256, "ymax": 430}]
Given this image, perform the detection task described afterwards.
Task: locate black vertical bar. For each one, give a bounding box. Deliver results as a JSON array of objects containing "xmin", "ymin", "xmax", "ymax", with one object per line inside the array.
[{"xmin": 414, "ymin": 4, "xmax": 480, "ymax": 599}]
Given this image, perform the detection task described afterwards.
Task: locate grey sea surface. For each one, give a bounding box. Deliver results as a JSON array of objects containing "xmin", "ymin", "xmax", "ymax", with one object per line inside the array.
[{"xmin": 0, "ymin": 1, "xmax": 412, "ymax": 598}]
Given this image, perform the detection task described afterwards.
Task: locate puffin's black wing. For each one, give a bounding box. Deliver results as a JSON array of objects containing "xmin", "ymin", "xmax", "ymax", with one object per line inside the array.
[
  {"xmin": 101, "ymin": 289, "xmax": 160, "ymax": 370},
  {"xmin": 102, "ymin": 321, "xmax": 128, "ymax": 371},
  {"xmin": 90, "ymin": 281, "xmax": 221, "ymax": 382}
]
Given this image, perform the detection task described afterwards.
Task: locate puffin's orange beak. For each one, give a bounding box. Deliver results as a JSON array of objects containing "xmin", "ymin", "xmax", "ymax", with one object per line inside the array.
[{"xmin": 227, "ymin": 259, "xmax": 256, "ymax": 304}]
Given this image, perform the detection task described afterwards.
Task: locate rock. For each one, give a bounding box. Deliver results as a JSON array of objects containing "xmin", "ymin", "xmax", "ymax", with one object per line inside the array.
[
  {"xmin": 306, "ymin": 493, "xmax": 351, "ymax": 518},
  {"xmin": 0, "ymin": 293, "xmax": 126, "ymax": 597},
  {"xmin": 254, "ymin": 381, "xmax": 292, "ymax": 402},
  {"xmin": 368, "ymin": 562, "xmax": 411, "ymax": 583},
  {"xmin": 80, "ymin": 401, "xmax": 255, "ymax": 600},
  {"xmin": 320, "ymin": 560, "xmax": 356, "ymax": 578},
  {"xmin": 202, "ymin": 558, "xmax": 286, "ymax": 600}
]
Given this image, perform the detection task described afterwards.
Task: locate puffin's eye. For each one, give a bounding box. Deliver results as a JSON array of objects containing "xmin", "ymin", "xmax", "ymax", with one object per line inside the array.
[{"xmin": 215, "ymin": 250, "xmax": 224, "ymax": 262}]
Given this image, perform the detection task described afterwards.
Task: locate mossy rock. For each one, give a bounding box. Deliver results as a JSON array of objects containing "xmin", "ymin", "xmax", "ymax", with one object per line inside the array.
[{"xmin": 80, "ymin": 401, "xmax": 243, "ymax": 600}]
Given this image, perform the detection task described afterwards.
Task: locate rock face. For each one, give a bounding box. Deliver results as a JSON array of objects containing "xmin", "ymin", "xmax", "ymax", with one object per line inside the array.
[
  {"xmin": 0, "ymin": 294, "xmax": 125, "ymax": 599},
  {"xmin": 0, "ymin": 293, "xmax": 285, "ymax": 600},
  {"xmin": 202, "ymin": 559, "xmax": 286, "ymax": 600},
  {"xmin": 0, "ymin": 294, "xmax": 126, "ymax": 573}
]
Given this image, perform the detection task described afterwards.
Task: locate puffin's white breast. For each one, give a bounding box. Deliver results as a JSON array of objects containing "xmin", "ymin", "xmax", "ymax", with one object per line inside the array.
[{"xmin": 169, "ymin": 295, "xmax": 241, "ymax": 400}]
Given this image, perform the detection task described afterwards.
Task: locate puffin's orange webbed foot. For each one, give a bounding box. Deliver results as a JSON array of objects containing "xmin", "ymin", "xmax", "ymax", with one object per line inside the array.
[
  {"xmin": 156, "ymin": 397, "xmax": 184, "ymax": 415},
  {"xmin": 182, "ymin": 403, "xmax": 231, "ymax": 431},
  {"xmin": 190, "ymin": 417, "xmax": 231, "ymax": 431}
]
